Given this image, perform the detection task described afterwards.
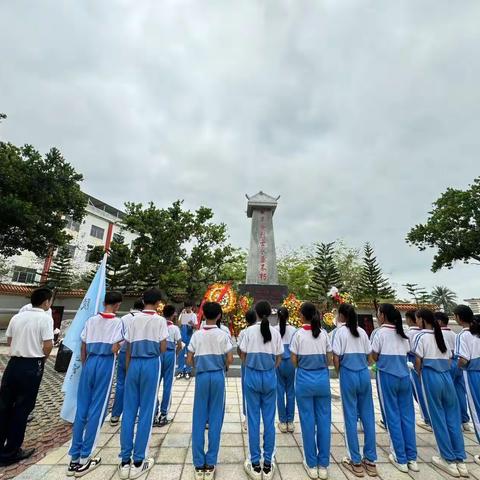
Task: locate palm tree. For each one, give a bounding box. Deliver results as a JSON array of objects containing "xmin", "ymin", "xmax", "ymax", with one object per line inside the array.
[{"xmin": 430, "ymin": 286, "xmax": 457, "ymax": 314}]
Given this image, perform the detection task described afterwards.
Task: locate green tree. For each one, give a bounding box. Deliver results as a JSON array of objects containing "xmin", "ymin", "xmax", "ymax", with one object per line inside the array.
[
  {"xmin": 0, "ymin": 143, "xmax": 86, "ymax": 258},
  {"xmin": 277, "ymin": 246, "xmax": 313, "ymax": 299},
  {"xmin": 310, "ymin": 242, "xmax": 342, "ymax": 302},
  {"xmin": 407, "ymin": 177, "xmax": 480, "ymax": 271},
  {"xmin": 333, "ymin": 241, "xmax": 363, "ymax": 300},
  {"xmin": 403, "ymin": 283, "xmax": 430, "ymax": 304},
  {"xmin": 0, "ymin": 256, "xmax": 10, "ymax": 281},
  {"xmin": 122, "ymin": 201, "xmax": 236, "ymax": 300},
  {"xmin": 47, "ymin": 246, "xmax": 74, "ymax": 291},
  {"xmin": 215, "ymin": 249, "xmax": 247, "ymax": 287},
  {"xmin": 0, "ymin": 113, "xmax": 6, "ymax": 123},
  {"xmin": 430, "ymin": 286, "xmax": 457, "ymax": 314},
  {"xmin": 359, "ymin": 242, "xmax": 395, "ymax": 308}
]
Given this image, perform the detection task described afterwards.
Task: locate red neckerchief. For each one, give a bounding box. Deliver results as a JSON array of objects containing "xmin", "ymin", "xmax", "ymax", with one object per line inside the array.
[
  {"xmin": 142, "ymin": 310, "xmax": 156, "ymax": 315},
  {"xmin": 302, "ymin": 325, "xmax": 312, "ymax": 331},
  {"xmin": 100, "ymin": 312, "xmax": 115, "ymax": 319}
]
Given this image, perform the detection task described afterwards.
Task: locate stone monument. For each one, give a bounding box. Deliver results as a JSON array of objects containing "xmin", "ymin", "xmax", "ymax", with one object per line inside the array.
[{"xmin": 239, "ymin": 191, "xmax": 288, "ymax": 306}]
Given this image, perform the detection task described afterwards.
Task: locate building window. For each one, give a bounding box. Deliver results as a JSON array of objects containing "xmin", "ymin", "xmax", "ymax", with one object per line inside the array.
[
  {"xmin": 90, "ymin": 225, "xmax": 105, "ymax": 240},
  {"xmin": 85, "ymin": 245, "xmax": 94, "ymax": 262},
  {"xmin": 67, "ymin": 245, "xmax": 76, "ymax": 258},
  {"xmin": 113, "ymin": 233, "xmax": 124, "ymax": 244},
  {"xmin": 65, "ymin": 216, "xmax": 81, "ymax": 232},
  {"xmin": 12, "ymin": 266, "xmax": 37, "ymax": 284}
]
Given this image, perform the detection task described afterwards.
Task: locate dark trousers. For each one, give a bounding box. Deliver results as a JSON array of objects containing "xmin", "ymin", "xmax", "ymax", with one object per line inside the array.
[{"xmin": 0, "ymin": 357, "xmax": 44, "ymax": 457}]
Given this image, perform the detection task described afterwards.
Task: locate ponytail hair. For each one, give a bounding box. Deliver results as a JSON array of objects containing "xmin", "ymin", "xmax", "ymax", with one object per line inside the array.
[
  {"xmin": 338, "ymin": 303, "xmax": 359, "ymax": 338},
  {"xmin": 255, "ymin": 300, "xmax": 272, "ymax": 344},
  {"xmin": 277, "ymin": 307, "xmax": 289, "ymax": 338},
  {"xmin": 416, "ymin": 308, "xmax": 447, "ymax": 354},
  {"xmin": 472, "ymin": 315, "xmax": 480, "ymax": 338},
  {"xmin": 379, "ymin": 303, "xmax": 407, "ymax": 339},
  {"xmin": 300, "ymin": 302, "xmax": 321, "ymax": 338}
]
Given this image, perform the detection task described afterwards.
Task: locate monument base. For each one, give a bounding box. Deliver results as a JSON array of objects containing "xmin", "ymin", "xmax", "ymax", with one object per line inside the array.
[{"xmin": 238, "ymin": 284, "xmax": 288, "ymax": 308}]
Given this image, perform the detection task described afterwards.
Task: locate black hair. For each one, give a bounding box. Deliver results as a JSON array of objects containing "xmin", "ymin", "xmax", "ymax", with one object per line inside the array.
[
  {"xmin": 416, "ymin": 308, "xmax": 447, "ymax": 354},
  {"xmin": 379, "ymin": 303, "xmax": 407, "ymax": 339},
  {"xmin": 434, "ymin": 311, "xmax": 449, "ymax": 326},
  {"xmin": 405, "ymin": 309, "xmax": 417, "ymax": 323},
  {"xmin": 338, "ymin": 303, "xmax": 359, "ymax": 337},
  {"xmin": 105, "ymin": 291, "xmax": 123, "ymax": 305},
  {"xmin": 454, "ymin": 304, "xmax": 474, "ymax": 323},
  {"xmin": 300, "ymin": 302, "xmax": 321, "ymax": 338},
  {"xmin": 30, "ymin": 287, "xmax": 53, "ymax": 307},
  {"xmin": 133, "ymin": 299, "xmax": 145, "ymax": 311},
  {"xmin": 184, "ymin": 300, "xmax": 194, "ymax": 308},
  {"xmin": 143, "ymin": 288, "xmax": 162, "ymax": 305},
  {"xmin": 203, "ymin": 301, "xmax": 223, "ymax": 321},
  {"xmin": 277, "ymin": 307, "xmax": 289, "ymax": 338},
  {"xmin": 245, "ymin": 309, "xmax": 257, "ymax": 327},
  {"xmin": 472, "ymin": 315, "xmax": 480, "ymax": 338},
  {"xmin": 163, "ymin": 304, "xmax": 176, "ymax": 319},
  {"xmin": 255, "ymin": 300, "xmax": 272, "ymax": 343}
]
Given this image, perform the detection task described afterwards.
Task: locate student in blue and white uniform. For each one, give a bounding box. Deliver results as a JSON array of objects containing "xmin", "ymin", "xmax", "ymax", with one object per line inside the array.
[
  {"xmin": 290, "ymin": 302, "xmax": 331, "ymax": 480},
  {"xmin": 67, "ymin": 292, "xmax": 123, "ymax": 477},
  {"xmin": 237, "ymin": 309, "xmax": 258, "ymax": 431},
  {"xmin": 119, "ymin": 289, "xmax": 168, "ymax": 480},
  {"xmin": 176, "ymin": 302, "xmax": 197, "ymax": 380},
  {"xmin": 455, "ymin": 306, "xmax": 480, "ymax": 466},
  {"xmin": 154, "ymin": 305, "xmax": 182, "ymax": 427},
  {"xmin": 332, "ymin": 303, "xmax": 377, "ymax": 478},
  {"xmin": 274, "ymin": 307, "xmax": 297, "ymax": 434},
  {"xmin": 414, "ymin": 308, "xmax": 468, "ymax": 478},
  {"xmin": 371, "ymin": 304, "xmax": 418, "ymax": 474},
  {"xmin": 239, "ymin": 301, "xmax": 283, "ymax": 480},
  {"xmin": 405, "ymin": 309, "xmax": 432, "ymax": 432},
  {"xmin": 111, "ymin": 299, "xmax": 144, "ymax": 426},
  {"xmin": 187, "ymin": 302, "xmax": 234, "ymax": 480}
]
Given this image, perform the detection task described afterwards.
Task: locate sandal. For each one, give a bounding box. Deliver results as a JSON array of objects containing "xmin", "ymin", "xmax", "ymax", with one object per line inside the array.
[
  {"xmin": 342, "ymin": 457, "xmax": 365, "ymax": 477},
  {"xmin": 362, "ymin": 459, "xmax": 378, "ymax": 477}
]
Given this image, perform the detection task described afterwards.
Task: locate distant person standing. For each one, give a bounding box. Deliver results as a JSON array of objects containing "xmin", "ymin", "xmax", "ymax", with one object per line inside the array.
[
  {"xmin": 176, "ymin": 302, "xmax": 197, "ymax": 380},
  {"xmin": 0, "ymin": 288, "xmax": 54, "ymax": 466}
]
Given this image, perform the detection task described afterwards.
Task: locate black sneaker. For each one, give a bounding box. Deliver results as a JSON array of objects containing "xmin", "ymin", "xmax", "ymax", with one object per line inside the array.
[
  {"xmin": 67, "ymin": 461, "xmax": 80, "ymax": 477},
  {"xmin": 176, "ymin": 372, "xmax": 184, "ymax": 379},
  {"xmin": 158, "ymin": 414, "xmax": 169, "ymax": 427},
  {"xmin": 74, "ymin": 457, "xmax": 102, "ymax": 477}
]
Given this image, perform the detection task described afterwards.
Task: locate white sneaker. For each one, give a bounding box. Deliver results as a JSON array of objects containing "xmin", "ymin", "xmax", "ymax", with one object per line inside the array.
[
  {"xmin": 474, "ymin": 455, "xmax": 480, "ymax": 466},
  {"xmin": 462, "ymin": 423, "xmax": 473, "ymax": 432},
  {"xmin": 287, "ymin": 422, "xmax": 295, "ymax": 433},
  {"xmin": 303, "ymin": 461, "xmax": 318, "ymax": 479},
  {"xmin": 278, "ymin": 422, "xmax": 288, "ymax": 433},
  {"xmin": 432, "ymin": 456, "xmax": 460, "ymax": 477},
  {"xmin": 204, "ymin": 466, "xmax": 215, "ymax": 480},
  {"xmin": 194, "ymin": 467, "xmax": 205, "ymax": 480},
  {"xmin": 416, "ymin": 420, "xmax": 433, "ymax": 432},
  {"xmin": 117, "ymin": 462, "xmax": 130, "ymax": 480},
  {"xmin": 263, "ymin": 463, "xmax": 275, "ymax": 480},
  {"xmin": 456, "ymin": 462, "xmax": 469, "ymax": 478},
  {"xmin": 243, "ymin": 460, "xmax": 262, "ymax": 480},
  {"xmin": 242, "ymin": 420, "xmax": 248, "ymax": 432},
  {"xmin": 318, "ymin": 466, "xmax": 328, "ymax": 479},
  {"xmin": 407, "ymin": 460, "xmax": 419, "ymax": 472},
  {"xmin": 129, "ymin": 458, "xmax": 154, "ymax": 479},
  {"xmin": 388, "ymin": 454, "xmax": 408, "ymax": 473}
]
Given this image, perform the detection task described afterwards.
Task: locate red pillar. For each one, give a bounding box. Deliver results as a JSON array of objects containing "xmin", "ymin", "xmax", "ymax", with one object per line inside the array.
[
  {"xmin": 40, "ymin": 246, "xmax": 54, "ymax": 283},
  {"xmin": 105, "ymin": 222, "xmax": 114, "ymax": 252}
]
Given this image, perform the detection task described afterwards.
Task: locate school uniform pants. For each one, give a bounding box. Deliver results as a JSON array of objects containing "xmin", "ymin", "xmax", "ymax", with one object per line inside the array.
[
  {"xmin": 244, "ymin": 367, "xmax": 277, "ymax": 465},
  {"xmin": 276, "ymin": 358, "xmax": 295, "ymax": 424},
  {"xmin": 295, "ymin": 368, "xmax": 331, "ymax": 468},
  {"xmin": 177, "ymin": 325, "xmax": 192, "ymax": 374},
  {"xmin": 407, "ymin": 354, "xmax": 431, "ymax": 425},
  {"xmin": 111, "ymin": 350, "xmax": 127, "ymax": 418},
  {"xmin": 120, "ymin": 356, "xmax": 161, "ymax": 463},
  {"xmin": 69, "ymin": 355, "xmax": 116, "ymax": 461},
  {"xmin": 377, "ymin": 371, "xmax": 417, "ymax": 464},
  {"xmin": 155, "ymin": 350, "xmax": 176, "ymax": 418},
  {"xmin": 192, "ymin": 370, "xmax": 226, "ymax": 468},
  {"xmin": 421, "ymin": 368, "xmax": 466, "ymax": 462},
  {"xmin": 0, "ymin": 357, "xmax": 44, "ymax": 458},
  {"xmin": 451, "ymin": 360, "xmax": 470, "ymax": 424},
  {"xmin": 339, "ymin": 367, "xmax": 377, "ymax": 464},
  {"xmin": 463, "ymin": 370, "xmax": 480, "ymax": 444},
  {"xmin": 241, "ymin": 364, "xmax": 246, "ymax": 416}
]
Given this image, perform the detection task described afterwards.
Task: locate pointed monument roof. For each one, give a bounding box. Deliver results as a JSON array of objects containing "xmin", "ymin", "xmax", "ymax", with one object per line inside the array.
[{"xmin": 246, "ymin": 191, "xmax": 280, "ymax": 217}]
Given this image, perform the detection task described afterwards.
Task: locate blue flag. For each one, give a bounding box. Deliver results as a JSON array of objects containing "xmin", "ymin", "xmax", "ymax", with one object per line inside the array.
[{"xmin": 60, "ymin": 254, "xmax": 107, "ymax": 423}]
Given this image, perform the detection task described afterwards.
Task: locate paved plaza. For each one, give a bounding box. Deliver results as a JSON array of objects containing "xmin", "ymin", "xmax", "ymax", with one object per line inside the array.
[{"xmin": 3, "ymin": 364, "xmax": 480, "ymax": 480}]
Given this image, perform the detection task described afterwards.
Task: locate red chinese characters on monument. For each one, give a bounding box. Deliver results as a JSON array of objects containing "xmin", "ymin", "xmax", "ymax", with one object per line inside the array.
[{"xmin": 258, "ymin": 210, "xmax": 268, "ymax": 282}]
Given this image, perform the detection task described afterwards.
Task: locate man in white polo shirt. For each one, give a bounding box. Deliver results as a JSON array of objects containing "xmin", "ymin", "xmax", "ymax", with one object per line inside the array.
[{"xmin": 0, "ymin": 287, "xmax": 54, "ymax": 466}]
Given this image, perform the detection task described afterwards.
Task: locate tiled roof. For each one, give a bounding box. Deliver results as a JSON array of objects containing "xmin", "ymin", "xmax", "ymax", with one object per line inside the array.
[
  {"xmin": 0, "ymin": 283, "xmax": 140, "ymax": 298},
  {"xmin": 356, "ymin": 301, "xmax": 438, "ymax": 311}
]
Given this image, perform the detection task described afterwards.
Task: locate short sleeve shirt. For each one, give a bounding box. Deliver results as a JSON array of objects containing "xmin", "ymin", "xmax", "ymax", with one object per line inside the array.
[
  {"xmin": 455, "ymin": 328, "xmax": 480, "ymax": 371},
  {"xmin": 80, "ymin": 313, "xmax": 123, "ymax": 356},
  {"xmin": 273, "ymin": 324, "xmax": 297, "ymax": 359},
  {"xmin": 414, "ymin": 330, "xmax": 451, "ymax": 372},
  {"xmin": 125, "ymin": 310, "xmax": 169, "ymax": 358},
  {"xmin": 188, "ymin": 325, "xmax": 233, "ymax": 372},
  {"xmin": 166, "ymin": 322, "xmax": 182, "ymax": 350},
  {"xmin": 331, "ymin": 325, "xmax": 371, "ymax": 371},
  {"xmin": 289, "ymin": 326, "xmax": 331, "ymax": 369},
  {"xmin": 370, "ymin": 325, "xmax": 410, "ymax": 377}
]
